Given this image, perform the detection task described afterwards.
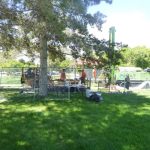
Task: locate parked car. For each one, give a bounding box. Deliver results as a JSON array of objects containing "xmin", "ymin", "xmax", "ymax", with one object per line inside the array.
[
  {"xmin": 48, "ymin": 71, "xmax": 59, "ymax": 76},
  {"xmin": 144, "ymin": 68, "xmax": 150, "ymax": 72}
]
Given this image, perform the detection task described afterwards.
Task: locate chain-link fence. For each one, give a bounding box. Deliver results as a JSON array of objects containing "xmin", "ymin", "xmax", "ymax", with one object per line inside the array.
[
  {"xmin": 0, "ymin": 67, "xmax": 107, "ymax": 99},
  {"xmin": 0, "ymin": 67, "xmax": 105, "ymax": 87},
  {"xmin": 1, "ymin": 67, "xmax": 149, "ymax": 94}
]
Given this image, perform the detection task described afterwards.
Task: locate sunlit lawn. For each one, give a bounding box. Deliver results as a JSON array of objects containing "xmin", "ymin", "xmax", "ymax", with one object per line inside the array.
[{"xmin": 0, "ymin": 90, "xmax": 150, "ymax": 150}]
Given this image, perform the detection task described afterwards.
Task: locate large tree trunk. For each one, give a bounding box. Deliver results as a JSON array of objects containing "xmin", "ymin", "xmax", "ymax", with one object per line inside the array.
[{"xmin": 39, "ymin": 35, "xmax": 48, "ymax": 96}]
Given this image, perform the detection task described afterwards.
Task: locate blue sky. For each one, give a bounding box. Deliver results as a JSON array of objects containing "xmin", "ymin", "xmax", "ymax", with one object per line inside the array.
[{"xmin": 88, "ymin": 0, "xmax": 150, "ymax": 48}]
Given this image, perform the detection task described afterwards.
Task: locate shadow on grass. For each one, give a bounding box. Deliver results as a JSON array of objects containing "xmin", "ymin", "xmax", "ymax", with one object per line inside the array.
[{"xmin": 0, "ymin": 90, "xmax": 150, "ymax": 150}]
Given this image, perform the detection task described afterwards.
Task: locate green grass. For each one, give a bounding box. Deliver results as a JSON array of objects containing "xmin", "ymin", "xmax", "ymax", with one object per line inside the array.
[
  {"xmin": 0, "ymin": 90, "xmax": 150, "ymax": 150},
  {"xmin": 0, "ymin": 75, "xmax": 20, "ymax": 84}
]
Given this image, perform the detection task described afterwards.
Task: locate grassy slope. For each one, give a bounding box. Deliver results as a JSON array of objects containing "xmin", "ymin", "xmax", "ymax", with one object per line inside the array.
[{"xmin": 0, "ymin": 90, "xmax": 150, "ymax": 150}]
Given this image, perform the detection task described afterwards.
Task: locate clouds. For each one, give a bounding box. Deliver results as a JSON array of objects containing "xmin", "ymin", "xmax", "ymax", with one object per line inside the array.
[
  {"xmin": 88, "ymin": 11, "xmax": 150, "ymax": 48},
  {"xmin": 106, "ymin": 12, "xmax": 150, "ymax": 47}
]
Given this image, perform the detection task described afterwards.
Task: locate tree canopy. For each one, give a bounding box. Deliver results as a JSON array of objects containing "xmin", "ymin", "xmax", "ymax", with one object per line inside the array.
[{"xmin": 121, "ymin": 46, "xmax": 150, "ymax": 69}]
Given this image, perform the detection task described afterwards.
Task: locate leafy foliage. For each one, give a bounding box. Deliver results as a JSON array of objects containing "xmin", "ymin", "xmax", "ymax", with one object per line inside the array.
[
  {"xmin": 75, "ymin": 35, "xmax": 124, "ymax": 85},
  {"xmin": 0, "ymin": 0, "xmax": 111, "ymax": 58},
  {"xmin": 121, "ymin": 46, "xmax": 150, "ymax": 69}
]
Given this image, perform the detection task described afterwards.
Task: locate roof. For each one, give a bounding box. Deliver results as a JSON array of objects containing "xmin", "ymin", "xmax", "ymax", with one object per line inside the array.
[{"xmin": 118, "ymin": 67, "xmax": 142, "ymax": 72}]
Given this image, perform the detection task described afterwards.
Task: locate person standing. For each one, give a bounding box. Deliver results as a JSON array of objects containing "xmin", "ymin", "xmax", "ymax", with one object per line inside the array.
[
  {"xmin": 92, "ymin": 66, "xmax": 97, "ymax": 83},
  {"xmin": 80, "ymin": 69, "xmax": 86, "ymax": 84},
  {"xmin": 125, "ymin": 74, "xmax": 130, "ymax": 90},
  {"xmin": 60, "ymin": 69, "xmax": 66, "ymax": 81}
]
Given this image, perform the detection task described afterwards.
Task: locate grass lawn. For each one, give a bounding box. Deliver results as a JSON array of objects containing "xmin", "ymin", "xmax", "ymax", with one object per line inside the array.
[
  {"xmin": 0, "ymin": 75, "xmax": 21, "ymax": 84},
  {"xmin": 0, "ymin": 90, "xmax": 150, "ymax": 150}
]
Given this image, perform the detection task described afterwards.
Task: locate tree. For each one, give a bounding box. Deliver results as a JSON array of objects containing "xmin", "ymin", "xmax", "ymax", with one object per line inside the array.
[
  {"xmin": 0, "ymin": 0, "xmax": 112, "ymax": 96},
  {"xmin": 77, "ymin": 34, "xmax": 124, "ymax": 85},
  {"xmin": 121, "ymin": 46, "xmax": 150, "ymax": 69},
  {"xmin": 95, "ymin": 40, "xmax": 124, "ymax": 85}
]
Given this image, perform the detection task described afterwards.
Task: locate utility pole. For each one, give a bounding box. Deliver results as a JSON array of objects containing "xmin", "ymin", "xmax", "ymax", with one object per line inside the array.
[
  {"xmin": 109, "ymin": 26, "xmax": 116, "ymax": 89},
  {"xmin": 109, "ymin": 26, "xmax": 116, "ymax": 49}
]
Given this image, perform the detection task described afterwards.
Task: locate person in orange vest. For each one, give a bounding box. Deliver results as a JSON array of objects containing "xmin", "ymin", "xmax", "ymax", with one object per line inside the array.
[
  {"xmin": 60, "ymin": 69, "xmax": 66, "ymax": 81},
  {"xmin": 93, "ymin": 66, "xmax": 97, "ymax": 83},
  {"xmin": 80, "ymin": 69, "xmax": 86, "ymax": 84}
]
